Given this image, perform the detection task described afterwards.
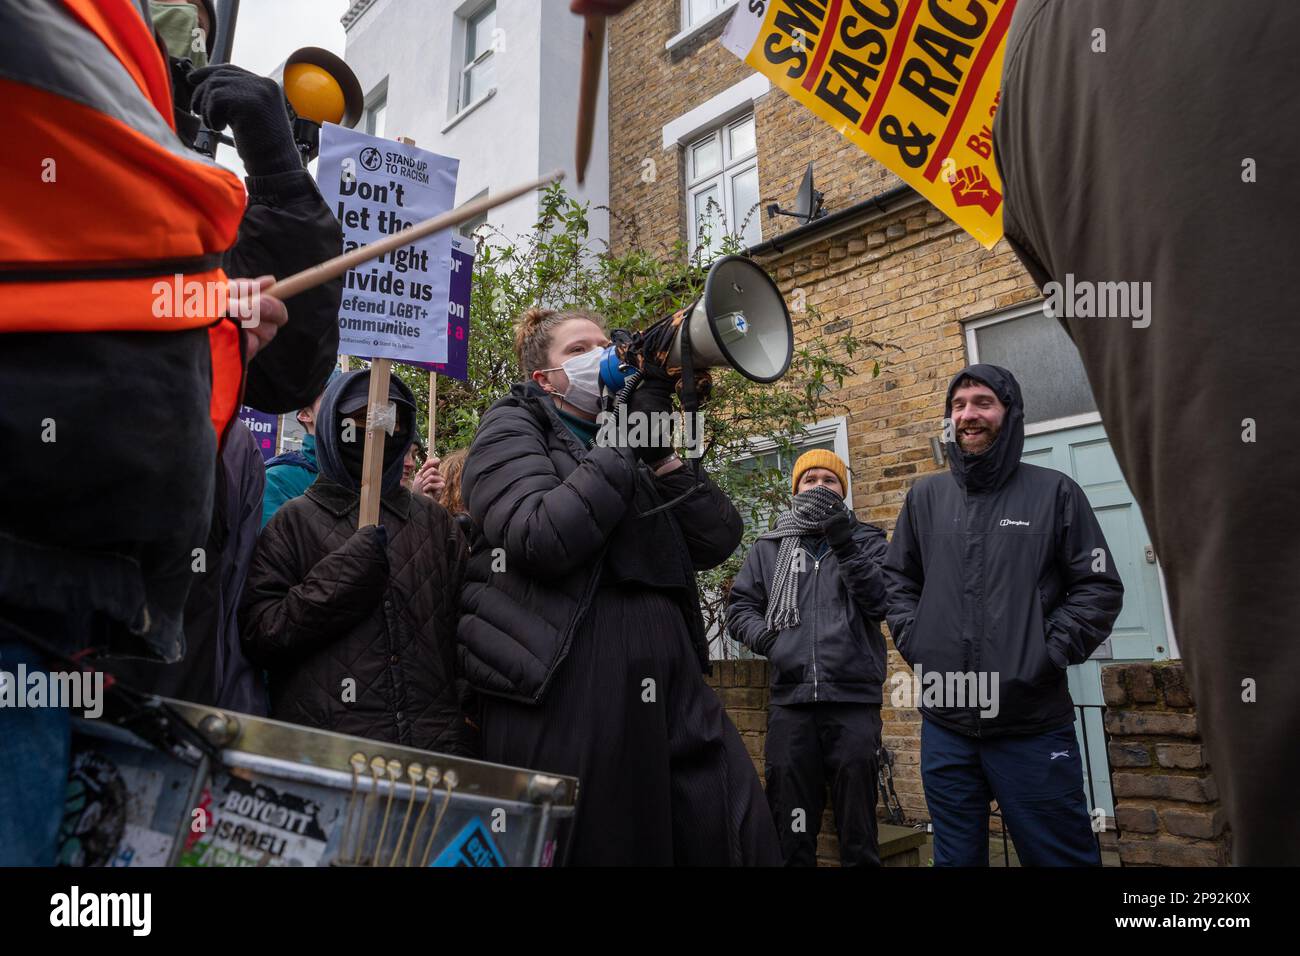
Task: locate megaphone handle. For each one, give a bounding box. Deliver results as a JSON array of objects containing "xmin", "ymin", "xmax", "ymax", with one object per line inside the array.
[{"xmin": 678, "ymin": 307, "xmax": 700, "ymax": 448}]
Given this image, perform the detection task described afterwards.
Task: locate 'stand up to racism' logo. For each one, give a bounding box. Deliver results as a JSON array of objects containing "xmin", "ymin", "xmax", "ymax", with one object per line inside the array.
[{"xmin": 360, "ymin": 146, "xmax": 383, "ymax": 171}]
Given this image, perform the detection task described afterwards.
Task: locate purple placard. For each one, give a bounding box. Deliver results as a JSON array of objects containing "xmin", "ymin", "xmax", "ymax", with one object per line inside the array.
[
  {"xmin": 237, "ymin": 405, "xmax": 280, "ymax": 463},
  {"xmin": 239, "ymin": 406, "xmax": 281, "ymax": 461},
  {"xmin": 403, "ymin": 234, "xmax": 472, "ymax": 381}
]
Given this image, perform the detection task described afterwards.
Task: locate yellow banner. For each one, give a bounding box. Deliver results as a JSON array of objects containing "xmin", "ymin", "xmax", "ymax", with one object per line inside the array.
[{"xmin": 722, "ymin": 0, "xmax": 1017, "ymax": 249}]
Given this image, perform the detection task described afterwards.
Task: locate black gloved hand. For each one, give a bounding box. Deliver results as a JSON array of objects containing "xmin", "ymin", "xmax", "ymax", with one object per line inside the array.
[
  {"xmin": 821, "ymin": 508, "xmax": 855, "ymax": 550},
  {"xmin": 625, "ymin": 364, "xmax": 676, "ymax": 463},
  {"xmin": 189, "ymin": 64, "xmax": 301, "ymax": 177},
  {"xmin": 359, "ymin": 523, "xmax": 388, "ymax": 551}
]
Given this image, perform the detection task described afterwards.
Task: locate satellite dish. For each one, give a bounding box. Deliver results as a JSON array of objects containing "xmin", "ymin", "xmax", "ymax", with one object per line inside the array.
[{"xmin": 766, "ymin": 161, "xmax": 826, "ymax": 225}]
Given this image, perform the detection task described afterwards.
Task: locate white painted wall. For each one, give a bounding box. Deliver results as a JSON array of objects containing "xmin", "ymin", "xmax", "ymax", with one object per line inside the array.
[{"xmin": 342, "ymin": 0, "xmax": 608, "ymax": 246}]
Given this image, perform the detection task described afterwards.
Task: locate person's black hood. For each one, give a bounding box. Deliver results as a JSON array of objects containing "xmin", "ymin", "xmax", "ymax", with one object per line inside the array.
[
  {"xmin": 316, "ymin": 369, "xmax": 416, "ymax": 494},
  {"xmin": 944, "ymin": 363, "xmax": 1025, "ymax": 493}
]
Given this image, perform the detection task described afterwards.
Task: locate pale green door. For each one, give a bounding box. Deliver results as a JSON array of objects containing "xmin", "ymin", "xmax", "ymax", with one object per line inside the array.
[{"xmin": 1022, "ymin": 423, "xmax": 1171, "ymax": 819}]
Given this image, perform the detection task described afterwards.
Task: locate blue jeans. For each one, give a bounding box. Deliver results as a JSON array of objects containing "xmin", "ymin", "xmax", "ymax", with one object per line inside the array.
[
  {"xmin": 921, "ymin": 717, "xmax": 1101, "ymax": 867},
  {"xmin": 0, "ymin": 637, "xmax": 71, "ymax": 866}
]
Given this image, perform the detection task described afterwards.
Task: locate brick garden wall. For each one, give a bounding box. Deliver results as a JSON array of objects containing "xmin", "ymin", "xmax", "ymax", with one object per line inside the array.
[
  {"xmin": 709, "ymin": 659, "xmax": 1231, "ymax": 866},
  {"xmin": 1102, "ymin": 661, "xmax": 1232, "ymax": 865}
]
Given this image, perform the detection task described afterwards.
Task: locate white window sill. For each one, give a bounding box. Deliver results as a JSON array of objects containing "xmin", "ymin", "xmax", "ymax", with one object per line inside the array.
[
  {"xmin": 442, "ymin": 87, "xmax": 496, "ymax": 134},
  {"xmin": 665, "ymin": 2, "xmax": 738, "ymax": 53}
]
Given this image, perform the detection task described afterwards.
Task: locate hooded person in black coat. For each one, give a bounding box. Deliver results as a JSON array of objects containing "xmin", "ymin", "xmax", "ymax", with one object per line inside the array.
[
  {"xmin": 458, "ymin": 307, "xmax": 780, "ymax": 866},
  {"xmin": 240, "ymin": 370, "xmax": 470, "ymax": 755},
  {"xmin": 727, "ymin": 450, "xmax": 891, "ymax": 866},
  {"xmin": 884, "ymin": 364, "xmax": 1123, "ymax": 865}
]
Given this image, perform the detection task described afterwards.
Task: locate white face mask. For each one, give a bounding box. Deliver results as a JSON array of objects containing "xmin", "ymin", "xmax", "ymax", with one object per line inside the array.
[{"xmin": 540, "ymin": 346, "xmax": 605, "ymax": 415}]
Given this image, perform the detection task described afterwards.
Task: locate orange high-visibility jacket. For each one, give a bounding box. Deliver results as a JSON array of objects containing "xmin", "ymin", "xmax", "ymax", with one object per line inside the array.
[{"xmin": 0, "ymin": 0, "xmax": 248, "ymax": 438}]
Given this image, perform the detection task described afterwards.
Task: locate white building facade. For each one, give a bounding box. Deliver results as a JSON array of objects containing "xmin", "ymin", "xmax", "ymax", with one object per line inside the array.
[{"xmin": 340, "ymin": 0, "xmax": 610, "ymax": 246}]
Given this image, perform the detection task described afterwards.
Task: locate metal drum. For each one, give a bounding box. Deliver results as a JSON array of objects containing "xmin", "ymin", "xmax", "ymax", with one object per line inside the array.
[{"xmin": 57, "ymin": 699, "xmax": 578, "ymax": 868}]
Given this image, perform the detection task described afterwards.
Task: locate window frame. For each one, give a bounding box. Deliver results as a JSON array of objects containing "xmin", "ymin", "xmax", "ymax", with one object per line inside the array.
[
  {"xmin": 363, "ymin": 81, "xmax": 387, "ymax": 139},
  {"xmin": 459, "ymin": 1, "xmax": 498, "ymax": 113},
  {"xmin": 963, "ymin": 300, "xmax": 1102, "ymax": 436},
  {"xmin": 682, "ymin": 0, "xmax": 736, "ymax": 31},
  {"xmin": 458, "ymin": 189, "xmax": 489, "ymax": 239},
  {"xmin": 686, "ymin": 112, "xmax": 761, "ymax": 257}
]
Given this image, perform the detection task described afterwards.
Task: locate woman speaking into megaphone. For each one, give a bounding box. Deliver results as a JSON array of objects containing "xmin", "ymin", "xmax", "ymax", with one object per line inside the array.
[{"xmin": 457, "ymin": 307, "xmax": 781, "ymax": 866}]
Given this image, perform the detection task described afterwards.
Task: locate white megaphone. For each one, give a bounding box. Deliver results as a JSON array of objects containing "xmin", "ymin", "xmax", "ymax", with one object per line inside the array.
[
  {"xmin": 666, "ymin": 255, "xmax": 794, "ymax": 383},
  {"xmin": 602, "ymin": 256, "xmax": 793, "ymax": 398}
]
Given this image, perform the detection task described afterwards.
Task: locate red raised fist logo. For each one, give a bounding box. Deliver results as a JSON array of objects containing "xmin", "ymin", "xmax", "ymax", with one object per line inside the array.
[{"xmin": 949, "ymin": 165, "xmax": 1002, "ymax": 216}]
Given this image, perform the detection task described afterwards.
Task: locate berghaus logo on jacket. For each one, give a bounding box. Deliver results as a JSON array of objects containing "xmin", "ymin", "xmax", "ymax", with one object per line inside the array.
[{"xmin": 999, "ymin": 518, "xmax": 1030, "ymax": 527}]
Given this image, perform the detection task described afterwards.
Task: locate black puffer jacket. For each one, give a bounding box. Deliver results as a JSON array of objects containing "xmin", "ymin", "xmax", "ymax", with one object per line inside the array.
[
  {"xmin": 726, "ymin": 516, "xmax": 890, "ymax": 704},
  {"xmin": 457, "ymin": 382, "xmax": 742, "ymax": 704},
  {"xmin": 884, "ymin": 364, "xmax": 1124, "ymax": 737},
  {"xmin": 240, "ymin": 373, "xmax": 470, "ymax": 754}
]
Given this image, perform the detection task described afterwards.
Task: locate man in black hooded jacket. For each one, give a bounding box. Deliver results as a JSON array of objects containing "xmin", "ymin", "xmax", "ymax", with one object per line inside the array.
[{"xmin": 884, "ymin": 364, "xmax": 1123, "ymax": 866}]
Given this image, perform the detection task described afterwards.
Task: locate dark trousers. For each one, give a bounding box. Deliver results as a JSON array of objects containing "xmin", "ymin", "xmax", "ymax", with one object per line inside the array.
[
  {"xmin": 921, "ymin": 718, "xmax": 1100, "ymax": 867},
  {"xmin": 764, "ymin": 702, "xmax": 881, "ymax": 866}
]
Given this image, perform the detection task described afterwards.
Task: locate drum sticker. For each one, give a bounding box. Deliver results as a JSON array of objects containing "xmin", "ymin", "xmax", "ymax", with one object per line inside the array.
[
  {"xmin": 58, "ymin": 745, "xmax": 189, "ymax": 867},
  {"xmin": 181, "ymin": 775, "xmax": 340, "ymax": 867},
  {"xmin": 57, "ymin": 751, "xmax": 128, "ymax": 867},
  {"xmin": 430, "ymin": 819, "xmax": 507, "ymax": 867},
  {"xmin": 110, "ymin": 824, "xmax": 174, "ymax": 868}
]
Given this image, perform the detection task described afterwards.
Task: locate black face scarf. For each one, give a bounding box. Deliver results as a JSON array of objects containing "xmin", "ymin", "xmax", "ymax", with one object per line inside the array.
[
  {"xmin": 758, "ymin": 484, "xmax": 848, "ymax": 630},
  {"xmin": 316, "ymin": 370, "xmax": 417, "ymax": 494},
  {"xmin": 336, "ymin": 414, "xmax": 412, "ymax": 480}
]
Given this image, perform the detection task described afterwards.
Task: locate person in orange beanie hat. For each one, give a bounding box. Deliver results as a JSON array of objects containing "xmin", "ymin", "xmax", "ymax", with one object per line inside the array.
[{"xmin": 727, "ymin": 448, "xmax": 891, "ymax": 865}]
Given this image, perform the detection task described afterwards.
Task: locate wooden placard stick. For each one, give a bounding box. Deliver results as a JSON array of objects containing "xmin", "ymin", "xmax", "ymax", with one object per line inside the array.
[
  {"xmin": 357, "ymin": 356, "xmax": 392, "ymax": 528},
  {"xmin": 575, "ymin": 15, "xmax": 605, "ymax": 186},
  {"xmin": 428, "ymin": 371, "xmax": 437, "ymax": 454}
]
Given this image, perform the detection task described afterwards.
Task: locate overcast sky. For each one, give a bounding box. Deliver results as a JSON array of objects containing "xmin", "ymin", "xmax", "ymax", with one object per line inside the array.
[{"xmin": 213, "ymin": 0, "xmax": 351, "ymax": 176}]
